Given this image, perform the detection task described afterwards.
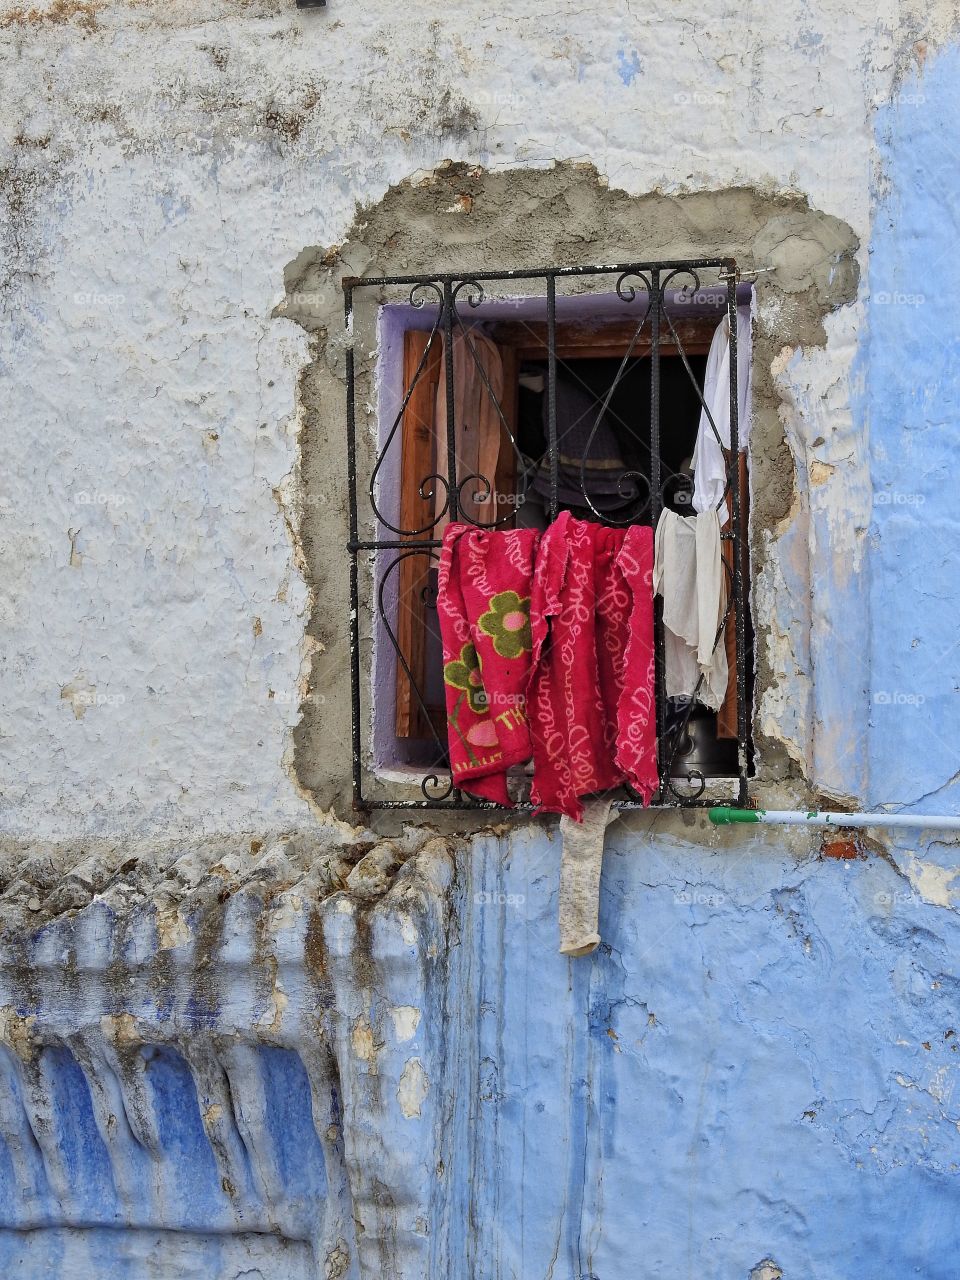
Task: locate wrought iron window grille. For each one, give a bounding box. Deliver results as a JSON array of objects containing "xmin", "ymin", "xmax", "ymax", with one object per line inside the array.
[{"xmin": 342, "ymin": 259, "xmax": 751, "ymax": 812}]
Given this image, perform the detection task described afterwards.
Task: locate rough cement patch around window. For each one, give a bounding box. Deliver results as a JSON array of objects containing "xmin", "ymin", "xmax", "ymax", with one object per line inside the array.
[
  {"xmin": 0, "ymin": 1, "xmax": 103, "ymax": 34},
  {"xmin": 278, "ymin": 161, "xmax": 859, "ymax": 816}
]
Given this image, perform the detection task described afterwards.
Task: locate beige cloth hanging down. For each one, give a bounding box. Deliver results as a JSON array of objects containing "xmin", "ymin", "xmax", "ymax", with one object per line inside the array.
[
  {"xmin": 433, "ymin": 329, "xmax": 504, "ymax": 536},
  {"xmin": 558, "ymin": 795, "xmax": 617, "ymax": 957}
]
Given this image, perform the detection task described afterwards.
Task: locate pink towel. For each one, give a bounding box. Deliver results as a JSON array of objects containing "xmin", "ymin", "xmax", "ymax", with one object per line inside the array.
[
  {"xmin": 436, "ymin": 515, "xmax": 658, "ymax": 815},
  {"xmin": 528, "ymin": 512, "xmax": 658, "ymax": 819},
  {"xmin": 614, "ymin": 523, "xmax": 660, "ymax": 804},
  {"xmin": 437, "ymin": 523, "xmax": 541, "ymax": 805}
]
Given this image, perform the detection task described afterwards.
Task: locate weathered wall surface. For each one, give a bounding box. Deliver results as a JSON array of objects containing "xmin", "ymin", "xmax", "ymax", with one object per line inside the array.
[
  {"xmin": 3, "ymin": 1, "xmax": 960, "ymax": 1277},
  {"xmin": 4, "ymin": 820, "xmax": 960, "ymax": 1278},
  {"xmin": 0, "ymin": 823, "xmax": 454, "ymax": 1280}
]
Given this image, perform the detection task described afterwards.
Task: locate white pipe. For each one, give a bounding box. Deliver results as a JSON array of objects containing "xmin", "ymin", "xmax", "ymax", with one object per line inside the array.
[{"xmin": 708, "ymin": 807, "xmax": 960, "ymax": 832}]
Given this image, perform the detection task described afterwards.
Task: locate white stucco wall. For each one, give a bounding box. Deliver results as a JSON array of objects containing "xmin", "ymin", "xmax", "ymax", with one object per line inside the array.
[{"xmin": 1, "ymin": 0, "xmax": 948, "ymax": 839}]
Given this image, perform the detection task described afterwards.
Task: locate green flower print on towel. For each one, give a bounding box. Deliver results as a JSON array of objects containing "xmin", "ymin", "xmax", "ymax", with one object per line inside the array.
[
  {"xmin": 443, "ymin": 642, "xmax": 488, "ymax": 714},
  {"xmin": 478, "ymin": 591, "xmax": 532, "ymax": 659}
]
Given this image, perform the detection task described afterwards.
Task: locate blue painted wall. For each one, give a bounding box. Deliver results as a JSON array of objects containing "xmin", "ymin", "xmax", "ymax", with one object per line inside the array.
[
  {"xmin": 866, "ymin": 48, "xmax": 960, "ymax": 811},
  {"xmin": 454, "ymin": 823, "xmax": 960, "ymax": 1278},
  {"xmin": 3, "ymin": 818, "xmax": 960, "ymax": 1278}
]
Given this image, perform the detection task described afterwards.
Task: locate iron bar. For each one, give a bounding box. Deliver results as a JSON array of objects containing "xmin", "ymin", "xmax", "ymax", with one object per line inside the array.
[
  {"xmin": 725, "ymin": 258, "xmax": 750, "ymax": 806},
  {"xmin": 349, "ymin": 539, "xmax": 442, "ymax": 551},
  {"xmin": 343, "ymin": 258, "xmax": 733, "ymax": 290},
  {"xmin": 344, "ymin": 284, "xmax": 365, "ymax": 811},
  {"xmin": 546, "ymin": 273, "xmax": 558, "ymax": 521},
  {"xmin": 648, "ymin": 268, "xmax": 669, "ymax": 802},
  {"xmin": 442, "ymin": 280, "xmax": 459, "ymax": 525}
]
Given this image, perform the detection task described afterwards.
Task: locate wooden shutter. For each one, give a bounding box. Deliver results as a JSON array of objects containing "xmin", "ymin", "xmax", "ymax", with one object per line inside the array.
[
  {"xmin": 395, "ymin": 330, "xmax": 442, "ymax": 739},
  {"xmin": 394, "ymin": 330, "xmax": 519, "ymax": 739}
]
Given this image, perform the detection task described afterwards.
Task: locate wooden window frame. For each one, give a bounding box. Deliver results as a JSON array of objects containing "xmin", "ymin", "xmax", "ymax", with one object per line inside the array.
[{"xmin": 394, "ymin": 313, "xmax": 719, "ymax": 740}]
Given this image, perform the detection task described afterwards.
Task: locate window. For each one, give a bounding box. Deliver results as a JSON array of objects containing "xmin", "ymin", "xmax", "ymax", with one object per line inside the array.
[{"xmin": 343, "ymin": 261, "xmax": 752, "ymax": 810}]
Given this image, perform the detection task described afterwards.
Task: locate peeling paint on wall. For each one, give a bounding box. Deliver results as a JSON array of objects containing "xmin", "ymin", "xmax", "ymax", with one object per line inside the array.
[{"xmin": 2, "ymin": 819, "xmax": 959, "ymax": 1277}]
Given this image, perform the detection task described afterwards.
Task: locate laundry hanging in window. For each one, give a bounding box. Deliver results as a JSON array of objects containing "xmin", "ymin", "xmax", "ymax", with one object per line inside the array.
[
  {"xmin": 691, "ymin": 310, "xmax": 752, "ymax": 513},
  {"xmin": 655, "ymin": 309, "xmax": 752, "ymax": 717},
  {"xmin": 436, "ymin": 513, "xmax": 658, "ymax": 816},
  {"xmin": 436, "ymin": 524, "xmax": 541, "ymax": 805},
  {"xmin": 527, "ymin": 510, "xmax": 658, "ymax": 816},
  {"xmin": 653, "ymin": 506, "xmax": 728, "ymax": 710}
]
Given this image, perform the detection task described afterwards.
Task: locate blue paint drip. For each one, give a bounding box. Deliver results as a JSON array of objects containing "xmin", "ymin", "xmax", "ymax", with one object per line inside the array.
[
  {"xmin": 144, "ymin": 1046, "xmax": 228, "ymax": 1227},
  {"xmin": 616, "ymin": 48, "xmax": 641, "ymax": 86},
  {"xmin": 259, "ymin": 1046, "xmax": 327, "ymax": 1232},
  {"xmin": 43, "ymin": 1047, "xmax": 119, "ymax": 1224},
  {"xmin": 456, "ymin": 827, "xmax": 960, "ymax": 1276}
]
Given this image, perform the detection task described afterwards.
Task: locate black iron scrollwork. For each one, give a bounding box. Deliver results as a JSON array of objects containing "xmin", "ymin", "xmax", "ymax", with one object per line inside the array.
[
  {"xmin": 368, "ymin": 282, "xmax": 450, "ymax": 537},
  {"xmin": 447, "ymin": 283, "xmax": 530, "ymax": 531},
  {"xmin": 577, "ymin": 272, "xmax": 655, "ymax": 526},
  {"xmin": 345, "ymin": 261, "xmax": 749, "ymax": 810},
  {"xmin": 377, "ymin": 550, "xmax": 455, "ymax": 802}
]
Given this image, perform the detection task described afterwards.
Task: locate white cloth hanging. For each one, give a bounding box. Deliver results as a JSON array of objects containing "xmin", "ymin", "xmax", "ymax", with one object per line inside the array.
[
  {"xmin": 691, "ymin": 309, "xmax": 752, "ymax": 514},
  {"xmin": 653, "ymin": 508, "xmax": 728, "ymax": 711}
]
